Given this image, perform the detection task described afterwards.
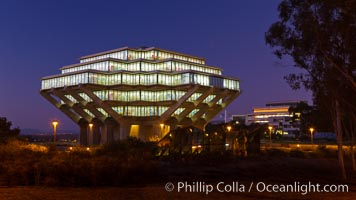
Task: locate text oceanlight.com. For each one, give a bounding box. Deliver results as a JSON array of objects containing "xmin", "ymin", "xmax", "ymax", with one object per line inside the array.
[{"xmin": 164, "ymin": 181, "xmax": 348, "ymax": 195}]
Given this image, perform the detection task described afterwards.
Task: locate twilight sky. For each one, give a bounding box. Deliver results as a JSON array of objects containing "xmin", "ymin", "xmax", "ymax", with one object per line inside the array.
[{"xmin": 0, "ymin": 0, "xmax": 311, "ymax": 132}]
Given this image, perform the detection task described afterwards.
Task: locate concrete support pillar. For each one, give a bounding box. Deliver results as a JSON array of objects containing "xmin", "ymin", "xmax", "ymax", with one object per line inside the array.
[
  {"xmin": 101, "ymin": 125, "xmax": 107, "ymax": 144},
  {"xmin": 113, "ymin": 123, "xmax": 120, "ymax": 141},
  {"xmin": 85, "ymin": 119, "xmax": 103, "ymax": 145},
  {"xmin": 169, "ymin": 124, "xmax": 178, "ymax": 133},
  {"xmin": 120, "ymin": 123, "xmax": 130, "ymax": 140},
  {"xmin": 79, "ymin": 121, "xmax": 88, "ymax": 146},
  {"xmin": 101, "ymin": 118, "xmax": 118, "ymax": 143},
  {"xmin": 107, "ymin": 124, "xmax": 114, "ymax": 142},
  {"xmin": 88, "ymin": 126, "xmax": 93, "ymax": 145},
  {"xmin": 92, "ymin": 124, "xmax": 101, "ymax": 145},
  {"xmin": 139, "ymin": 125, "xmax": 154, "ymax": 141}
]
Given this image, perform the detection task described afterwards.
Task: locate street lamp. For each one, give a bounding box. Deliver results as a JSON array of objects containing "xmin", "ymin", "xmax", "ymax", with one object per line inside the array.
[
  {"xmin": 268, "ymin": 126, "xmax": 273, "ymax": 147},
  {"xmin": 226, "ymin": 125, "xmax": 232, "ymax": 151},
  {"xmin": 52, "ymin": 120, "xmax": 58, "ymax": 144},
  {"xmin": 309, "ymin": 127, "xmax": 315, "ymax": 144}
]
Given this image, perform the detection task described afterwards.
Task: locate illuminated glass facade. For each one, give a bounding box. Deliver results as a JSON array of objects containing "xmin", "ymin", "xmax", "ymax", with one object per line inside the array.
[
  {"xmin": 245, "ymin": 101, "xmax": 305, "ymax": 136},
  {"xmin": 40, "ymin": 47, "xmax": 240, "ymax": 145}
]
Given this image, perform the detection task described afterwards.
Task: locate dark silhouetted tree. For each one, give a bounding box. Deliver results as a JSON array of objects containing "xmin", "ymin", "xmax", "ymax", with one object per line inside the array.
[
  {"xmin": 289, "ymin": 101, "xmax": 313, "ymax": 137},
  {"xmin": 289, "ymin": 101, "xmax": 334, "ymax": 138},
  {"xmin": 265, "ymin": 0, "xmax": 356, "ymax": 179},
  {"xmin": 0, "ymin": 117, "xmax": 20, "ymax": 143}
]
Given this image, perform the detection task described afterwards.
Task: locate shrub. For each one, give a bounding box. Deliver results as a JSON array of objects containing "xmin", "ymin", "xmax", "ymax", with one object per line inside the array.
[
  {"xmin": 0, "ymin": 139, "xmax": 158, "ymax": 187},
  {"xmin": 315, "ymin": 145, "xmax": 337, "ymax": 158},
  {"xmin": 289, "ymin": 149, "xmax": 306, "ymax": 158},
  {"xmin": 265, "ymin": 148, "xmax": 288, "ymax": 157},
  {"xmin": 96, "ymin": 137, "xmax": 156, "ymax": 158}
]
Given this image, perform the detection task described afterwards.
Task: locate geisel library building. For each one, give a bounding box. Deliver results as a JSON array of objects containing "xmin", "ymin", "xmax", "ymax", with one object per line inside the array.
[{"xmin": 40, "ymin": 47, "xmax": 240, "ymax": 145}]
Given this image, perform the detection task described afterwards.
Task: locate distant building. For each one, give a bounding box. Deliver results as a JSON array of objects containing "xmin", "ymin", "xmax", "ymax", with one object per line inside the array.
[
  {"xmin": 40, "ymin": 47, "xmax": 240, "ymax": 145},
  {"xmin": 245, "ymin": 101, "xmax": 307, "ymax": 136},
  {"xmin": 231, "ymin": 115, "xmax": 246, "ymax": 125}
]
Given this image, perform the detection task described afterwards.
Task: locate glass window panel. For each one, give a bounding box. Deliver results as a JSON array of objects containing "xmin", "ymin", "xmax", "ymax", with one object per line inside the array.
[
  {"xmin": 140, "ymin": 74, "xmax": 157, "ymax": 85},
  {"xmin": 84, "ymin": 109, "xmax": 95, "ymax": 117},
  {"xmin": 181, "ymin": 73, "xmax": 190, "ymax": 84},
  {"xmin": 173, "ymin": 108, "xmax": 184, "ymax": 116},
  {"xmin": 112, "ymin": 106, "xmax": 124, "ymax": 115},
  {"xmin": 188, "ymin": 109, "xmax": 199, "ymax": 117},
  {"xmin": 158, "ymin": 74, "xmax": 172, "ymax": 85},
  {"xmin": 79, "ymin": 93, "xmax": 92, "ymax": 102},
  {"xmin": 158, "ymin": 107, "xmax": 168, "ymax": 115},
  {"xmin": 97, "ymin": 108, "xmax": 108, "ymax": 117}
]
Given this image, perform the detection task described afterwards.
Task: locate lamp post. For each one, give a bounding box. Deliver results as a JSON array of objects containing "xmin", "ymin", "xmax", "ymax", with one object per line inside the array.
[
  {"xmin": 89, "ymin": 123, "xmax": 93, "ymax": 145},
  {"xmin": 227, "ymin": 126, "xmax": 232, "ymax": 132},
  {"xmin": 268, "ymin": 126, "xmax": 273, "ymax": 147},
  {"xmin": 52, "ymin": 120, "xmax": 58, "ymax": 144},
  {"xmin": 226, "ymin": 125, "xmax": 232, "ymax": 151},
  {"xmin": 309, "ymin": 128, "xmax": 315, "ymax": 144}
]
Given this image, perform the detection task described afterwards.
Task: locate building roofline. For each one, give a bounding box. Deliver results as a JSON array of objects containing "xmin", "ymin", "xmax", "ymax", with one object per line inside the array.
[
  {"xmin": 79, "ymin": 46, "xmax": 206, "ymax": 61},
  {"xmin": 265, "ymin": 100, "xmax": 307, "ymax": 105},
  {"xmin": 253, "ymin": 106, "xmax": 290, "ymax": 109},
  {"xmin": 79, "ymin": 46, "xmax": 129, "ymax": 60},
  {"xmin": 150, "ymin": 47, "xmax": 205, "ymax": 61}
]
